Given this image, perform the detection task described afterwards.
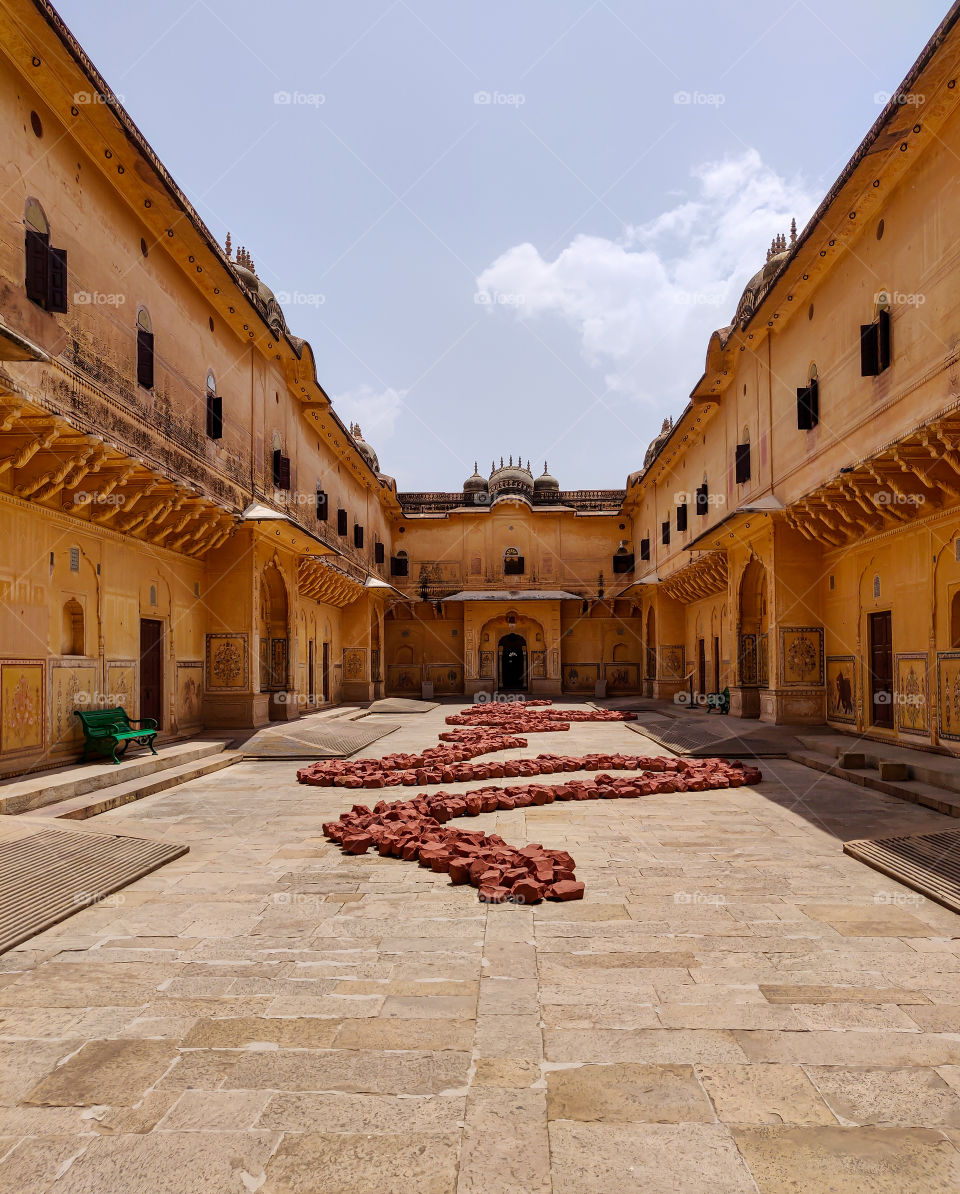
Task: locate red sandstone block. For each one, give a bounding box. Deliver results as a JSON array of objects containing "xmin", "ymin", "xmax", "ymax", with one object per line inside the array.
[
  {"xmin": 478, "ymin": 885, "xmax": 510, "ymax": 903},
  {"xmin": 341, "ymin": 834, "xmax": 373, "ymax": 854},
  {"xmin": 511, "ymin": 878, "xmax": 544, "ymax": 904},
  {"xmin": 448, "ymin": 859, "xmax": 472, "ymax": 884},
  {"xmin": 548, "ymin": 880, "xmax": 585, "ymax": 901}
]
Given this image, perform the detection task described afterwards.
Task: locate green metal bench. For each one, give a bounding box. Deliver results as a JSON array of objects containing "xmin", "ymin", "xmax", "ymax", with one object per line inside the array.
[
  {"xmin": 75, "ymin": 706, "xmax": 158, "ymax": 765},
  {"xmin": 705, "ymin": 686, "xmax": 730, "ymax": 715}
]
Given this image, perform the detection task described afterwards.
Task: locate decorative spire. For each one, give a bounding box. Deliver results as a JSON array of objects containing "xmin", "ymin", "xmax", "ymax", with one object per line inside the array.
[
  {"xmin": 790, "ymin": 217, "xmax": 797, "ymax": 246},
  {"xmin": 500, "ymin": 456, "xmax": 504, "ymax": 468},
  {"xmin": 473, "ymin": 461, "xmax": 478, "ymax": 474},
  {"xmin": 508, "ymin": 455, "xmax": 513, "ymax": 466},
  {"xmin": 526, "ymin": 459, "xmax": 531, "ymax": 472},
  {"xmin": 225, "ymin": 231, "xmax": 232, "ymax": 259},
  {"xmin": 543, "ymin": 461, "xmax": 549, "ymax": 474}
]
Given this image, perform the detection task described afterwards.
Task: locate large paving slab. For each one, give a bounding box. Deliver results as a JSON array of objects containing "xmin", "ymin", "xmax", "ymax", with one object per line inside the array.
[{"xmin": 1, "ymin": 701, "xmax": 960, "ymax": 1192}]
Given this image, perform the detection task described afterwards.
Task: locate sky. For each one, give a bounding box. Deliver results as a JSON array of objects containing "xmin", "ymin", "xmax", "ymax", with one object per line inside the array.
[{"xmin": 56, "ymin": 0, "xmax": 950, "ymax": 491}]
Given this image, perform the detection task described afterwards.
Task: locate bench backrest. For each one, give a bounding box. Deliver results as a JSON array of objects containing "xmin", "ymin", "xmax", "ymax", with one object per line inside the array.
[{"xmin": 75, "ymin": 707, "xmax": 131, "ymax": 731}]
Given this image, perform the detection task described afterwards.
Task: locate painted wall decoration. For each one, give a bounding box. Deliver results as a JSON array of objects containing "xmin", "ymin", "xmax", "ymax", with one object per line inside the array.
[
  {"xmin": 549, "ymin": 648, "xmax": 560, "ymax": 678},
  {"xmin": 269, "ymin": 637, "xmax": 288, "ymax": 689},
  {"xmin": 660, "ymin": 645, "xmax": 685, "ymax": 679},
  {"xmin": 530, "ymin": 650, "xmax": 547, "ymax": 678},
  {"xmin": 605, "ymin": 662, "xmax": 641, "ymax": 691},
  {"xmin": 562, "ymin": 663, "xmax": 598, "ymax": 692},
  {"xmin": 780, "ymin": 627, "xmax": 824, "ymax": 686},
  {"xmin": 479, "ymin": 650, "xmax": 495, "ymax": 679},
  {"xmin": 739, "ymin": 634, "xmax": 758, "ymax": 685},
  {"xmin": 343, "ymin": 648, "xmax": 367, "ymax": 682},
  {"xmin": 387, "ymin": 665, "xmax": 420, "ymax": 693},
  {"xmin": 50, "ymin": 661, "xmax": 97, "ymax": 748},
  {"xmin": 826, "ymin": 655, "xmax": 856, "ymax": 724},
  {"xmin": 896, "ymin": 653, "xmax": 928, "ymax": 734},
  {"xmin": 429, "ymin": 664, "xmax": 463, "ymax": 694},
  {"xmin": 177, "ymin": 662, "xmax": 204, "ymax": 727},
  {"xmin": 106, "ymin": 662, "xmax": 136, "ymax": 715},
  {"xmin": 1, "ymin": 661, "xmax": 44, "ymax": 754},
  {"xmin": 936, "ymin": 652, "xmax": 960, "ymax": 742},
  {"xmin": 205, "ymin": 634, "xmax": 249, "ymax": 690}
]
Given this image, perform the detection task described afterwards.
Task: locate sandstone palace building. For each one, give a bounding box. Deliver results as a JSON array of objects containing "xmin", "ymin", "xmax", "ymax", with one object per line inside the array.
[{"xmin": 3, "ymin": 0, "xmax": 960, "ymax": 776}]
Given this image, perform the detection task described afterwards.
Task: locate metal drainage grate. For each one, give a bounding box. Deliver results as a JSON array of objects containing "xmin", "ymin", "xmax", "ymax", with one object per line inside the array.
[{"xmin": 844, "ymin": 827, "xmax": 960, "ymax": 914}]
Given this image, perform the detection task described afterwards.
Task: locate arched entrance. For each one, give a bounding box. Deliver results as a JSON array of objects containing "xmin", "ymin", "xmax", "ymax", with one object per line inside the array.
[
  {"xmin": 738, "ymin": 558, "xmax": 768, "ymax": 689},
  {"xmin": 498, "ymin": 633, "xmax": 527, "ymax": 690},
  {"xmin": 259, "ymin": 566, "xmax": 289, "ymax": 693}
]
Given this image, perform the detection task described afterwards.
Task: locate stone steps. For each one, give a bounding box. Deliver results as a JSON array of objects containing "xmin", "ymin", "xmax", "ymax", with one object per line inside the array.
[
  {"xmin": 30, "ymin": 749, "xmax": 241, "ymax": 820},
  {"xmin": 788, "ymin": 747, "xmax": 960, "ymax": 818},
  {"xmin": 0, "ymin": 739, "xmax": 236, "ymax": 816}
]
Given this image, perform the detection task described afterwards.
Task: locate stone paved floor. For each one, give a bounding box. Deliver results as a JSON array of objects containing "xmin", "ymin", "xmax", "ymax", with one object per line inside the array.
[{"xmin": 3, "ymin": 703, "xmax": 960, "ymax": 1192}]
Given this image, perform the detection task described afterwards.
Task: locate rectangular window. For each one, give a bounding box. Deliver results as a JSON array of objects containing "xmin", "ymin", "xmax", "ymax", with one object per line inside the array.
[
  {"xmin": 662, "ymin": 520, "xmax": 670, "ymax": 546},
  {"xmin": 316, "ymin": 489, "xmax": 328, "ymax": 521},
  {"xmin": 504, "ymin": 555, "xmax": 525, "ymax": 575},
  {"xmin": 205, "ymin": 392, "xmax": 223, "ymax": 439},
  {"xmin": 272, "ymin": 449, "xmax": 291, "ymax": 490},
  {"xmin": 860, "ymin": 309, "xmax": 891, "ymax": 376},
  {"xmin": 353, "ymin": 523, "xmax": 364, "ymax": 549},
  {"xmin": 639, "ymin": 537, "xmax": 650, "ymax": 561},
  {"xmin": 676, "ymin": 503, "xmax": 688, "ymax": 532},
  {"xmin": 612, "ymin": 552, "xmax": 634, "ymax": 574},
  {"xmin": 337, "ymin": 508, "xmax": 348, "ymax": 536},
  {"xmin": 735, "ymin": 442, "xmax": 751, "ymax": 484},
  {"xmin": 797, "ymin": 379, "xmax": 819, "ymax": 430},
  {"xmin": 390, "ymin": 555, "xmax": 409, "ymax": 577},
  {"xmin": 696, "ymin": 483, "xmax": 709, "ymax": 516},
  {"xmin": 25, "ymin": 230, "xmax": 68, "ymax": 312},
  {"xmin": 136, "ymin": 328, "xmax": 155, "ymax": 390},
  {"xmin": 374, "ymin": 541, "xmax": 385, "ymax": 564}
]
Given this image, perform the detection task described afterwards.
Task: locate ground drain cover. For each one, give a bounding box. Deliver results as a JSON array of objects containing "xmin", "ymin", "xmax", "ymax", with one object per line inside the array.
[
  {"xmin": 0, "ymin": 819, "xmax": 187, "ymax": 954},
  {"xmin": 844, "ymin": 827, "xmax": 960, "ymax": 914}
]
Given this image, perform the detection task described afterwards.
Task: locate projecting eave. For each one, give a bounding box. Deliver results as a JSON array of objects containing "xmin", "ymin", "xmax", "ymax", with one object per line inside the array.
[
  {"xmin": 0, "ymin": 320, "xmax": 49, "ymax": 363},
  {"xmin": 442, "ymin": 590, "xmax": 581, "ymax": 602}
]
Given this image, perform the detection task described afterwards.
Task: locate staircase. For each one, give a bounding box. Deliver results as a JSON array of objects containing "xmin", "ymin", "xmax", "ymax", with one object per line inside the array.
[
  {"xmin": 789, "ymin": 734, "xmax": 960, "ymax": 818},
  {"xmin": 0, "ymin": 739, "xmax": 239, "ymax": 820}
]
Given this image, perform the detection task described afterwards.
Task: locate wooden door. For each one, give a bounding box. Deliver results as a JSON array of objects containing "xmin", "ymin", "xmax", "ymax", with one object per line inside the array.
[
  {"xmin": 697, "ymin": 638, "xmax": 706, "ymax": 697},
  {"xmin": 139, "ymin": 619, "xmax": 164, "ymax": 728},
  {"xmin": 869, "ymin": 611, "xmax": 893, "ymax": 728},
  {"xmin": 308, "ymin": 641, "xmax": 316, "ymax": 707},
  {"xmin": 713, "ymin": 636, "xmax": 721, "ymax": 691},
  {"xmin": 322, "ymin": 642, "xmax": 330, "ymax": 703}
]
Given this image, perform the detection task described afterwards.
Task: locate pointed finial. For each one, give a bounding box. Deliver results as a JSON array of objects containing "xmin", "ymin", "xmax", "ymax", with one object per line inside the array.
[
  {"xmin": 500, "ymin": 456, "xmax": 504, "ymax": 468},
  {"xmin": 473, "ymin": 461, "xmax": 478, "ymax": 473},
  {"xmin": 508, "ymin": 455, "xmax": 513, "ymax": 466},
  {"xmin": 526, "ymin": 459, "xmax": 531, "ymax": 472},
  {"xmin": 225, "ymin": 231, "xmax": 232, "ymax": 258},
  {"xmin": 790, "ymin": 217, "xmax": 797, "ymax": 246},
  {"xmin": 544, "ymin": 461, "xmax": 548, "ymax": 474}
]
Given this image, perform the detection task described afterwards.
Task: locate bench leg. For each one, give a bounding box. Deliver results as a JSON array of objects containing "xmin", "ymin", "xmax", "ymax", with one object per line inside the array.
[{"xmin": 149, "ymin": 737, "xmax": 158, "ymax": 757}]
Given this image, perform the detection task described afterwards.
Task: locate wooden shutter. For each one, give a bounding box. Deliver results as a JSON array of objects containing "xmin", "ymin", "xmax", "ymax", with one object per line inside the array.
[
  {"xmin": 639, "ymin": 537, "xmax": 650, "ymax": 561},
  {"xmin": 47, "ymin": 246, "xmax": 68, "ymax": 313},
  {"xmin": 278, "ymin": 455, "xmax": 291, "ymax": 490},
  {"xmin": 206, "ymin": 393, "xmax": 223, "ymax": 439},
  {"xmin": 354, "ymin": 524, "xmax": 364, "ymax": 549},
  {"xmin": 137, "ymin": 329, "xmax": 155, "ymax": 389},
  {"xmin": 877, "ymin": 309, "xmax": 891, "ymax": 371},
  {"xmin": 696, "ymin": 484, "xmax": 708, "ymax": 515},
  {"xmin": 25, "ymin": 229, "xmax": 49, "ymax": 307},
  {"xmin": 390, "ymin": 556, "xmax": 408, "ymax": 577},
  {"xmin": 337, "ymin": 508, "xmax": 348, "ymax": 536},
  {"xmin": 662, "ymin": 520, "xmax": 670, "ymax": 545},
  {"xmin": 374, "ymin": 541, "xmax": 385, "ymax": 564},
  {"xmin": 612, "ymin": 552, "xmax": 634, "ymax": 574},
  {"xmin": 316, "ymin": 489, "xmax": 328, "ymax": 521},
  {"xmin": 860, "ymin": 322, "xmax": 879, "ymax": 376},
  {"xmin": 676, "ymin": 503, "xmax": 688, "ymax": 532},
  {"xmin": 735, "ymin": 442, "xmax": 751, "ymax": 484}
]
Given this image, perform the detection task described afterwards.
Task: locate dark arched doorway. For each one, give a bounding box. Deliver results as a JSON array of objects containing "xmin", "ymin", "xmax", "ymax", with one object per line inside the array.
[{"xmin": 498, "ymin": 633, "xmax": 527, "ymax": 690}]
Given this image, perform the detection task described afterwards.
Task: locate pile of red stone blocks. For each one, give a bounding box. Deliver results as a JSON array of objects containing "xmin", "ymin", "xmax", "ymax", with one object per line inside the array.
[
  {"xmin": 297, "ymin": 733, "xmax": 528, "ymax": 788},
  {"xmin": 444, "ymin": 700, "xmax": 638, "ymax": 732},
  {"xmin": 320, "ymin": 756, "xmax": 761, "ymax": 904}
]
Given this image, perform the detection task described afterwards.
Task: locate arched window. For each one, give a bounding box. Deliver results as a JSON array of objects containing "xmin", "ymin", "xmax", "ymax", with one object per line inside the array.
[
  {"xmin": 503, "ymin": 546, "xmax": 524, "ymax": 576},
  {"xmin": 136, "ymin": 307, "xmax": 154, "ymax": 390},
  {"xmin": 205, "ymin": 370, "xmax": 223, "ymax": 439},
  {"xmin": 62, "ymin": 598, "xmax": 84, "ymax": 656},
  {"xmin": 24, "ymin": 198, "xmax": 67, "ymax": 312},
  {"xmin": 952, "ymin": 591, "xmax": 960, "ymax": 648}
]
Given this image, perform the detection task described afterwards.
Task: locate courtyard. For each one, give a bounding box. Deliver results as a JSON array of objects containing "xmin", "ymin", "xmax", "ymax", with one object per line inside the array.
[{"xmin": 2, "ymin": 705, "xmax": 960, "ymax": 1192}]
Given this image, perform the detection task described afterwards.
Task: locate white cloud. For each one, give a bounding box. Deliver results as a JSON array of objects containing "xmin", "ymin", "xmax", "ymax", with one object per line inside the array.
[
  {"xmin": 332, "ymin": 384, "xmax": 405, "ymax": 441},
  {"xmin": 475, "ymin": 149, "xmax": 818, "ymax": 407}
]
